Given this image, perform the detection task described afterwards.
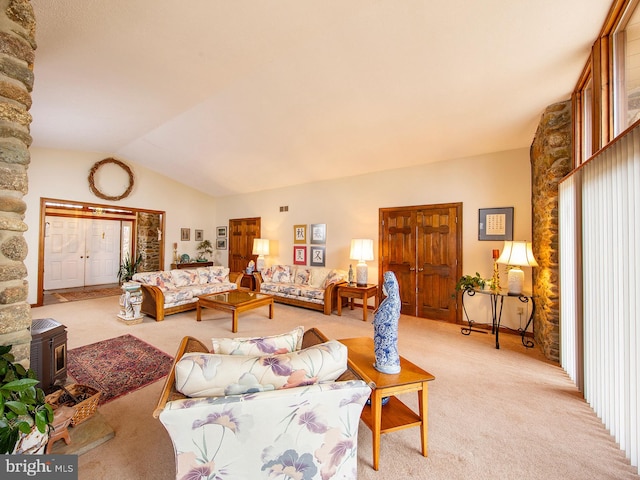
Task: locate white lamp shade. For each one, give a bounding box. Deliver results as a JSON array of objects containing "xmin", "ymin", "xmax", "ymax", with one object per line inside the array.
[
  {"xmin": 252, "ymin": 238, "xmax": 270, "ymax": 256},
  {"xmin": 496, "ymin": 241, "xmax": 538, "ymax": 267},
  {"xmin": 349, "ymin": 239, "xmax": 374, "ymax": 261}
]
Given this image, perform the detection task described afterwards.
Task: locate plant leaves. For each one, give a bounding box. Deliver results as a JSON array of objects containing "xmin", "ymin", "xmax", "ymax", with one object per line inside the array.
[
  {"xmin": 1, "ymin": 378, "xmax": 39, "ymax": 392},
  {"xmin": 4, "ymin": 401, "xmax": 27, "ymax": 416}
]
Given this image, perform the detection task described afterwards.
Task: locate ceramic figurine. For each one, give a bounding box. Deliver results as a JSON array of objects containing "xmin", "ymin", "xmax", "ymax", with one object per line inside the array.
[
  {"xmin": 246, "ymin": 260, "xmax": 255, "ymax": 274},
  {"xmin": 348, "ymin": 264, "xmax": 354, "ymax": 285},
  {"xmin": 373, "ymin": 271, "xmax": 401, "ymax": 374}
]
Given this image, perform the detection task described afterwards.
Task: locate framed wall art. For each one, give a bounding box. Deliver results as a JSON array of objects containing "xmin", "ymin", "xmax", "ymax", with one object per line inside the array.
[
  {"xmin": 194, "ymin": 229, "xmax": 203, "ymax": 241},
  {"xmin": 217, "ymin": 226, "xmax": 227, "ymax": 237},
  {"xmin": 478, "ymin": 207, "xmax": 514, "ymax": 241},
  {"xmin": 181, "ymin": 228, "xmax": 190, "ymax": 241},
  {"xmin": 310, "ymin": 223, "xmax": 326, "ymax": 244},
  {"xmin": 293, "ymin": 246, "xmax": 307, "ymax": 265},
  {"xmin": 216, "ymin": 238, "xmax": 227, "ymax": 250},
  {"xmin": 309, "ymin": 245, "xmax": 326, "ymax": 267},
  {"xmin": 293, "ymin": 224, "xmax": 307, "ymax": 244}
]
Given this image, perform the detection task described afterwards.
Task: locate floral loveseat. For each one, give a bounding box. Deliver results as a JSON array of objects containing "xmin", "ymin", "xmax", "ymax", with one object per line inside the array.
[
  {"xmin": 132, "ymin": 266, "xmax": 243, "ymax": 321},
  {"xmin": 154, "ymin": 328, "xmax": 371, "ymax": 480},
  {"xmin": 254, "ymin": 265, "xmax": 347, "ymax": 315}
]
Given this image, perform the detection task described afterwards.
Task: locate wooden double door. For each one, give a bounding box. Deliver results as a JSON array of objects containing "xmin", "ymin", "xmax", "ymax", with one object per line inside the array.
[
  {"xmin": 228, "ymin": 217, "xmax": 261, "ymax": 274},
  {"xmin": 379, "ymin": 203, "xmax": 462, "ymax": 322}
]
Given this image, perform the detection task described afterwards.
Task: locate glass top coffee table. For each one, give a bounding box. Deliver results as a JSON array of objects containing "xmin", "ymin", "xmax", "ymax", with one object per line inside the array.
[{"xmin": 196, "ymin": 290, "xmax": 274, "ymax": 332}]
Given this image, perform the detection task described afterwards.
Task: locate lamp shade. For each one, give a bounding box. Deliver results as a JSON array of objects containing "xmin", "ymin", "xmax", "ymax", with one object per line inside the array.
[
  {"xmin": 349, "ymin": 239, "xmax": 374, "ymax": 262},
  {"xmin": 496, "ymin": 241, "xmax": 538, "ymax": 267},
  {"xmin": 252, "ymin": 238, "xmax": 270, "ymax": 256}
]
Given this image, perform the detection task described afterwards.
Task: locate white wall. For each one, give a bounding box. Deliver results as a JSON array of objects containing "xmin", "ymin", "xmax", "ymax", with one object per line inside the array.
[
  {"xmin": 215, "ymin": 147, "xmax": 534, "ymax": 330},
  {"xmin": 25, "ymin": 146, "xmax": 534, "ymax": 331},
  {"xmin": 24, "ymin": 148, "xmax": 217, "ymax": 304}
]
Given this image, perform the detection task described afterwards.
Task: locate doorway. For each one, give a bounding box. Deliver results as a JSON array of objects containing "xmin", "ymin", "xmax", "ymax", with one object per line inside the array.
[
  {"xmin": 44, "ymin": 216, "xmax": 121, "ymax": 290},
  {"xmin": 37, "ymin": 198, "xmax": 165, "ymax": 307},
  {"xmin": 379, "ymin": 203, "xmax": 462, "ymax": 322},
  {"xmin": 228, "ymin": 217, "xmax": 261, "ymax": 274}
]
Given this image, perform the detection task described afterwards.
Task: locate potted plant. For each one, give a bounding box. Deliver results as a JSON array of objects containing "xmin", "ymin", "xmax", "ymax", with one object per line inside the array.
[
  {"xmin": 196, "ymin": 240, "xmax": 213, "ymax": 262},
  {"xmin": 454, "ymin": 272, "xmax": 486, "ymax": 293},
  {"xmin": 0, "ymin": 345, "xmax": 53, "ymax": 454},
  {"xmin": 117, "ymin": 252, "xmax": 143, "ymax": 283}
]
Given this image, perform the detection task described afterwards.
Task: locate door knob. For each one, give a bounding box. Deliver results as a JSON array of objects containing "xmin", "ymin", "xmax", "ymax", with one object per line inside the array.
[
  {"xmin": 418, "ymin": 268, "xmax": 424, "ymax": 272},
  {"xmin": 409, "ymin": 267, "xmax": 416, "ymax": 271}
]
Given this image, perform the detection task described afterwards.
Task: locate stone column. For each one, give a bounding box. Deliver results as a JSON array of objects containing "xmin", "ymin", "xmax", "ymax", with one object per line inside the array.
[
  {"xmin": 0, "ymin": 0, "xmax": 36, "ymax": 364},
  {"xmin": 530, "ymin": 100, "xmax": 572, "ymax": 362}
]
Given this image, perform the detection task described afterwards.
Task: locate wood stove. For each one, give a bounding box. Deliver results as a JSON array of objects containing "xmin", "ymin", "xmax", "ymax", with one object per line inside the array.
[{"xmin": 30, "ymin": 318, "xmax": 67, "ymax": 394}]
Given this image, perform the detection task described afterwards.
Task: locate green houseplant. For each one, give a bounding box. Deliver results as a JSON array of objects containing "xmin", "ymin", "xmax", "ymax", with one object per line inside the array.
[
  {"xmin": 454, "ymin": 272, "xmax": 486, "ymax": 292},
  {"xmin": 196, "ymin": 239, "xmax": 213, "ymax": 261},
  {"xmin": 0, "ymin": 345, "xmax": 53, "ymax": 454},
  {"xmin": 117, "ymin": 252, "xmax": 143, "ymax": 283}
]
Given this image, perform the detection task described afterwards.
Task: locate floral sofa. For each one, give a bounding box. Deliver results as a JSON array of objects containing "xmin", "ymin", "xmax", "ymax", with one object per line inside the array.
[
  {"xmin": 254, "ymin": 265, "xmax": 347, "ymax": 315},
  {"xmin": 131, "ymin": 266, "xmax": 243, "ymax": 321},
  {"xmin": 154, "ymin": 328, "xmax": 370, "ymax": 480}
]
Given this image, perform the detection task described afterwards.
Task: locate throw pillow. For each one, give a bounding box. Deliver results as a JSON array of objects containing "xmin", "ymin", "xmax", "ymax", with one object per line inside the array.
[
  {"xmin": 262, "ymin": 265, "xmax": 291, "ymax": 283},
  {"xmin": 174, "ymin": 340, "xmax": 347, "ymax": 397},
  {"xmin": 212, "ymin": 326, "xmax": 305, "ymax": 355},
  {"xmin": 293, "ymin": 268, "xmax": 311, "ymax": 285}
]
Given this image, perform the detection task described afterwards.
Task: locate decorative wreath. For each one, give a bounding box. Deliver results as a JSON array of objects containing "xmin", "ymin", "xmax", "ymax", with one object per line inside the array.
[{"xmin": 88, "ymin": 158, "xmax": 134, "ymax": 201}]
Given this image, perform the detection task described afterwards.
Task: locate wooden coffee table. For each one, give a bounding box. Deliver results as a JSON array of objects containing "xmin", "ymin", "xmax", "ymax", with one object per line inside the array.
[
  {"xmin": 196, "ymin": 290, "xmax": 274, "ymax": 332},
  {"xmin": 339, "ymin": 336, "xmax": 435, "ymax": 470}
]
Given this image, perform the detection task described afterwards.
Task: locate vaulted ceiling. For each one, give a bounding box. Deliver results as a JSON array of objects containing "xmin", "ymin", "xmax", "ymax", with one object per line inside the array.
[{"xmin": 29, "ymin": 0, "xmax": 612, "ymax": 197}]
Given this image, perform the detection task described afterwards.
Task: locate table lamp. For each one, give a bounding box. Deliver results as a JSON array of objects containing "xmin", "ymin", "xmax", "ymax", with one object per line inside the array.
[
  {"xmin": 349, "ymin": 239, "xmax": 374, "ymax": 286},
  {"xmin": 496, "ymin": 241, "xmax": 538, "ymax": 295},
  {"xmin": 252, "ymin": 238, "xmax": 269, "ymax": 272}
]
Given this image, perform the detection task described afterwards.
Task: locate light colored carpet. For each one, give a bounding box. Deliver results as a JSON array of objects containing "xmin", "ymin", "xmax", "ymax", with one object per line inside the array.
[{"xmin": 31, "ymin": 297, "xmax": 638, "ymax": 480}]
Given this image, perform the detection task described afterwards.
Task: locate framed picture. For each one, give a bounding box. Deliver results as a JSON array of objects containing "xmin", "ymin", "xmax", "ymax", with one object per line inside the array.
[
  {"xmin": 216, "ymin": 238, "xmax": 227, "ymax": 250},
  {"xmin": 293, "ymin": 246, "xmax": 307, "ymax": 265},
  {"xmin": 217, "ymin": 226, "xmax": 227, "ymax": 238},
  {"xmin": 478, "ymin": 207, "xmax": 514, "ymax": 241},
  {"xmin": 194, "ymin": 229, "xmax": 203, "ymax": 241},
  {"xmin": 309, "ymin": 245, "xmax": 326, "ymax": 267},
  {"xmin": 293, "ymin": 224, "xmax": 307, "ymax": 244},
  {"xmin": 310, "ymin": 223, "xmax": 326, "ymax": 244},
  {"xmin": 180, "ymin": 228, "xmax": 190, "ymax": 241}
]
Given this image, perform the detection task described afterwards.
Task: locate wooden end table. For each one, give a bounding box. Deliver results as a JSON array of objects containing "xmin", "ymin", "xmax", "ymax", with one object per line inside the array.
[
  {"xmin": 196, "ymin": 290, "xmax": 274, "ymax": 332},
  {"xmin": 337, "ymin": 283, "xmax": 379, "ymax": 321},
  {"xmin": 339, "ymin": 336, "xmax": 435, "ymax": 470}
]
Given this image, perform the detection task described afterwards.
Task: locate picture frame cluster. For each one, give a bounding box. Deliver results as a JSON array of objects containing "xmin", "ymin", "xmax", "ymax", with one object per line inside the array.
[{"xmin": 293, "ymin": 223, "xmax": 326, "ymax": 266}]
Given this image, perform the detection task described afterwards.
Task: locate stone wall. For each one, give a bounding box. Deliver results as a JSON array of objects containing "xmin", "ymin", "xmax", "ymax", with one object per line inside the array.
[
  {"xmin": 0, "ymin": 0, "xmax": 36, "ymax": 365},
  {"xmin": 137, "ymin": 212, "xmax": 161, "ymax": 272},
  {"xmin": 530, "ymin": 100, "xmax": 572, "ymax": 362}
]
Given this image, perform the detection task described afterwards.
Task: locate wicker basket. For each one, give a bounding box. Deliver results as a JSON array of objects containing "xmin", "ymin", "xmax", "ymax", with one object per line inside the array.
[{"xmin": 45, "ymin": 384, "xmax": 101, "ymax": 426}]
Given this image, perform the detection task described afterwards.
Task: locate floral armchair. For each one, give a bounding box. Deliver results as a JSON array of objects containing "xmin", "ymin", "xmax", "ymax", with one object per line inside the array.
[{"xmin": 154, "ymin": 330, "xmax": 371, "ymax": 480}]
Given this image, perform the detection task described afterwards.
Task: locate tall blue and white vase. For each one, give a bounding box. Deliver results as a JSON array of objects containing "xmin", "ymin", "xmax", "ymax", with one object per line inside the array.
[{"xmin": 373, "ymin": 271, "xmax": 401, "ymax": 374}]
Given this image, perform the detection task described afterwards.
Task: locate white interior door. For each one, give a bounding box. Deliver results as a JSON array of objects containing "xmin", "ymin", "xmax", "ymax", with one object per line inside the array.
[
  {"xmin": 44, "ymin": 217, "xmax": 121, "ymax": 290},
  {"xmin": 85, "ymin": 219, "xmax": 121, "ymax": 286}
]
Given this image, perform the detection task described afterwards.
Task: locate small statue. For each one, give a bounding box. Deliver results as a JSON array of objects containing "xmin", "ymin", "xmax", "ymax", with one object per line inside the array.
[
  {"xmin": 348, "ymin": 264, "xmax": 354, "ymax": 285},
  {"xmin": 246, "ymin": 260, "xmax": 255, "ymax": 274},
  {"xmin": 373, "ymin": 271, "xmax": 401, "ymax": 374}
]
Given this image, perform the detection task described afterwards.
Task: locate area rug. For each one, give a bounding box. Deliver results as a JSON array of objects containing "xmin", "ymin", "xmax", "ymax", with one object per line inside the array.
[
  {"xmin": 53, "ymin": 286, "xmax": 122, "ymax": 303},
  {"xmin": 66, "ymin": 334, "xmax": 173, "ymax": 404}
]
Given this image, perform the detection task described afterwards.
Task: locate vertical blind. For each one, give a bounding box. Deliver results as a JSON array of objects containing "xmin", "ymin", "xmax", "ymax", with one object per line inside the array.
[{"xmin": 559, "ymin": 123, "xmax": 640, "ymax": 471}]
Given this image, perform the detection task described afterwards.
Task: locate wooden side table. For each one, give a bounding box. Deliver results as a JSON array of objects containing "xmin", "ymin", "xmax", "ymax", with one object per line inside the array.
[
  {"xmin": 339, "ymin": 337, "xmax": 435, "ymax": 470},
  {"xmin": 337, "ymin": 283, "xmax": 379, "ymax": 321}
]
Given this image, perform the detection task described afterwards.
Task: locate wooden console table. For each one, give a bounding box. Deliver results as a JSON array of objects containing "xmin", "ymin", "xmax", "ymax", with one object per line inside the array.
[
  {"xmin": 170, "ymin": 261, "xmax": 213, "ymax": 269},
  {"xmin": 339, "ymin": 336, "xmax": 435, "ymax": 470}
]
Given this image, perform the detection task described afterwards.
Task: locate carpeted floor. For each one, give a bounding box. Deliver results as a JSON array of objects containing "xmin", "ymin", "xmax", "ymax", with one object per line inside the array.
[
  {"xmin": 67, "ymin": 334, "xmax": 173, "ymax": 404},
  {"xmin": 30, "ymin": 296, "xmax": 639, "ymax": 480},
  {"xmin": 52, "ymin": 286, "xmax": 122, "ymax": 303}
]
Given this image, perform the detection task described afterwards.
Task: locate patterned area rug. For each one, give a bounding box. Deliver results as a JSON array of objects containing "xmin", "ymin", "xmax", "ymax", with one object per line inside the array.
[
  {"xmin": 67, "ymin": 334, "xmax": 173, "ymax": 404},
  {"xmin": 53, "ymin": 287, "xmax": 122, "ymax": 302}
]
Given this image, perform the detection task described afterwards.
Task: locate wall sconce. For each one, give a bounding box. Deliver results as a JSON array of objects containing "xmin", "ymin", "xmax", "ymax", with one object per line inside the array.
[
  {"xmin": 252, "ymin": 238, "xmax": 270, "ymax": 272},
  {"xmin": 496, "ymin": 241, "xmax": 538, "ymax": 295},
  {"xmin": 349, "ymin": 239, "xmax": 374, "ymax": 286}
]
